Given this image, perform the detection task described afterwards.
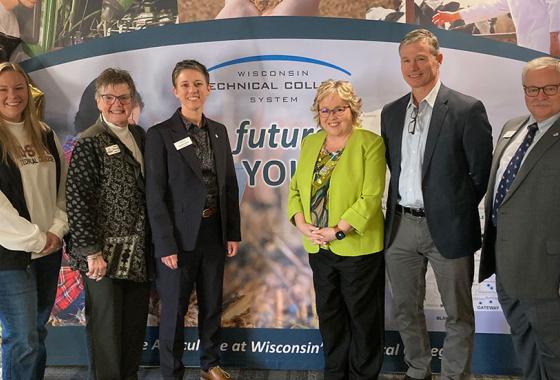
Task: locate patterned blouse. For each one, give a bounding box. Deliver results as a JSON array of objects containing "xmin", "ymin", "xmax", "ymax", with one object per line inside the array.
[
  {"xmin": 310, "ymin": 145, "xmax": 344, "ymax": 228},
  {"xmin": 179, "ymin": 113, "xmax": 219, "ymax": 210}
]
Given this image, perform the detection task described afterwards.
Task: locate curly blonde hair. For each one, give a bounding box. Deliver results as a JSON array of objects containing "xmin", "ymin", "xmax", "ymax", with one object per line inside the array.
[{"xmin": 311, "ymin": 79, "xmax": 362, "ymax": 128}]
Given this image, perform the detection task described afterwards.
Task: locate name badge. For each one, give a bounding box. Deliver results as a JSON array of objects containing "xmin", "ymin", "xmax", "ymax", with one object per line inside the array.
[
  {"xmin": 105, "ymin": 145, "xmax": 121, "ymax": 155},
  {"xmin": 503, "ymin": 131, "xmax": 516, "ymax": 138},
  {"xmin": 174, "ymin": 137, "xmax": 193, "ymax": 150}
]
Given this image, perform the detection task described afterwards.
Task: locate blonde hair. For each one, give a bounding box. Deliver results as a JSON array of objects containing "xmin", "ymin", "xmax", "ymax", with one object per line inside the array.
[
  {"xmin": 0, "ymin": 62, "xmax": 47, "ymax": 164},
  {"xmin": 311, "ymin": 79, "xmax": 362, "ymax": 127}
]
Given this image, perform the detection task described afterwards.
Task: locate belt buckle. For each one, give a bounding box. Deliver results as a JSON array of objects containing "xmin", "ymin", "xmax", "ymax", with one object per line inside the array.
[
  {"xmin": 410, "ymin": 207, "xmax": 424, "ymax": 217},
  {"xmin": 202, "ymin": 208, "xmax": 215, "ymax": 218}
]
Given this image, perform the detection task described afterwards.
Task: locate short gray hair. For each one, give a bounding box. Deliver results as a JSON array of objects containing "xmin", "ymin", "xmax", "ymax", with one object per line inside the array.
[
  {"xmin": 522, "ymin": 56, "xmax": 560, "ymax": 83},
  {"xmin": 399, "ymin": 29, "xmax": 440, "ymax": 56},
  {"xmin": 95, "ymin": 68, "xmax": 136, "ymax": 98}
]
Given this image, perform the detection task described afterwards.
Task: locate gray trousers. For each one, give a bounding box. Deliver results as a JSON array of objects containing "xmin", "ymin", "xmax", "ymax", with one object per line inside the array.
[
  {"xmin": 496, "ymin": 278, "xmax": 560, "ymax": 380},
  {"xmin": 386, "ymin": 212, "xmax": 475, "ymax": 380}
]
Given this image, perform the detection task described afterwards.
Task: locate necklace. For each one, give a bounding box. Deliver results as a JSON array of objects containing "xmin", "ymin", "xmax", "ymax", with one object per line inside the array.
[{"xmin": 312, "ymin": 145, "xmax": 344, "ymax": 188}]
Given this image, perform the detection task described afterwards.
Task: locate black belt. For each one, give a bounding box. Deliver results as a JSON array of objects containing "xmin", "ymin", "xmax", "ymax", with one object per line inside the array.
[
  {"xmin": 201, "ymin": 207, "xmax": 217, "ymax": 218},
  {"xmin": 396, "ymin": 204, "xmax": 425, "ymax": 217}
]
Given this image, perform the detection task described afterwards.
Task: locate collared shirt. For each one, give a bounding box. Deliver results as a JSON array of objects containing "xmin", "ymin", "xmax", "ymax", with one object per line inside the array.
[
  {"xmin": 398, "ymin": 80, "xmax": 442, "ymax": 208},
  {"xmin": 493, "ymin": 112, "xmax": 560, "ymax": 201},
  {"xmin": 179, "ymin": 111, "xmax": 219, "ymax": 210}
]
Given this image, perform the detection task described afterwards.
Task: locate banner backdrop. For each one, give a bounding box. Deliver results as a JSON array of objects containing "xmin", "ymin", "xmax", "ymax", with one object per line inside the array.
[
  {"xmin": 22, "ymin": 17, "xmax": 544, "ymax": 374},
  {"xmin": 3, "ymin": 0, "xmax": 558, "ymax": 61}
]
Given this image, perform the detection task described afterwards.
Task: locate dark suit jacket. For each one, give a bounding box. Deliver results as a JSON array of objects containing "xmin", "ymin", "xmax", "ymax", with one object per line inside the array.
[
  {"xmin": 479, "ymin": 115, "xmax": 560, "ymax": 299},
  {"xmin": 145, "ymin": 110, "xmax": 241, "ymax": 258},
  {"xmin": 381, "ymin": 84, "xmax": 493, "ymax": 259}
]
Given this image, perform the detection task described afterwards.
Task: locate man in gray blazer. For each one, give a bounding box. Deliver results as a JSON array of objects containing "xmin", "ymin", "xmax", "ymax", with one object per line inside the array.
[
  {"xmin": 479, "ymin": 56, "xmax": 560, "ymax": 380},
  {"xmin": 381, "ymin": 29, "xmax": 493, "ymax": 380}
]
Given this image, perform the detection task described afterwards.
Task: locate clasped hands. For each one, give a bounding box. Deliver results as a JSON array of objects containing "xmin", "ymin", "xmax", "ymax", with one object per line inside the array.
[{"xmin": 297, "ymin": 223, "xmax": 337, "ymax": 245}]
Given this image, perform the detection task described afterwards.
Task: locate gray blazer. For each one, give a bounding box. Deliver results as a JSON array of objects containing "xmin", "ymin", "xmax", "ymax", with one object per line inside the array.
[{"xmin": 479, "ymin": 115, "xmax": 560, "ymax": 299}]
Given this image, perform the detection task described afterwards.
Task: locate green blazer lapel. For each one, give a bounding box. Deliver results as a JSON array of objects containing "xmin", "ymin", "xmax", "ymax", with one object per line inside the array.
[{"xmin": 332, "ymin": 128, "xmax": 358, "ymax": 177}]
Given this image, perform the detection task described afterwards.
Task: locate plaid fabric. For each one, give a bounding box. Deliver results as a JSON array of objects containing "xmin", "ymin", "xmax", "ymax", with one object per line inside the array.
[
  {"xmin": 53, "ymin": 265, "xmax": 83, "ymax": 313},
  {"xmin": 62, "ymin": 135, "xmax": 79, "ymax": 163}
]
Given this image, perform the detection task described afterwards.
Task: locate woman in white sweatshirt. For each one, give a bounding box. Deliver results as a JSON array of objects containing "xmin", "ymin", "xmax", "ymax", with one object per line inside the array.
[{"xmin": 0, "ymin": 62, "xmax": 67, "ymax": 380}]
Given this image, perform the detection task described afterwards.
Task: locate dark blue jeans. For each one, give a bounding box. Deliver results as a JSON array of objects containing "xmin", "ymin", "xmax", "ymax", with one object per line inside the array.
[
  {"xmin": 30, "ymin": 250, "xmax": 62, "ymax": 380},
  {"xmin": 0, "ymin": 268, "xmax": 39, "ymax": 380}
]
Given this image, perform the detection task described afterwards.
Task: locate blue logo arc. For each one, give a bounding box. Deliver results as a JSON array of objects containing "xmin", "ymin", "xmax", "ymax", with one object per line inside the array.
[{"xmin": 208, "ymin": 55, "xmax": 351, "ymax": 76}]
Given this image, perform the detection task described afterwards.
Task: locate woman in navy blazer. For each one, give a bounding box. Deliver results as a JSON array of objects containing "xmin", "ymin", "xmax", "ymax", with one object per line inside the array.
[{"xmin": 145, "ymin": 60, "xmax": 241, "ymax": 380}]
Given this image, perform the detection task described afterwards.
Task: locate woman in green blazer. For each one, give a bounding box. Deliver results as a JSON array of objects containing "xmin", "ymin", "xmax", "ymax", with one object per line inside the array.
[{"xmin": 288, "ymin": 80, "xmax": 386, "ymax": 379}]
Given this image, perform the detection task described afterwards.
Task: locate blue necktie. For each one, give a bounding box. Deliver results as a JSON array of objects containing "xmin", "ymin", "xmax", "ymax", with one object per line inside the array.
[{"xmin": 491, "ymin": 123, "xmax": 538, "ymax": 225}]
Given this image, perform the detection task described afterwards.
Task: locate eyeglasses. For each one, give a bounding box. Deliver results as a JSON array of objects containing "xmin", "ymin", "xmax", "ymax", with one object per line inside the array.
[
  {"xmin": 318, "ymin": 105, "xmax": 350, "ymax": 119},
  {"xmin": 100, "ymin": 94, "xmax": 132, "ymax": 105},
  {"xmin": 408, "ymin": 106, "xmax": 419, "ymax": 134},
  {"xmin": 523, "ymin": 84, "xmax": 560, "ymax": 97}
]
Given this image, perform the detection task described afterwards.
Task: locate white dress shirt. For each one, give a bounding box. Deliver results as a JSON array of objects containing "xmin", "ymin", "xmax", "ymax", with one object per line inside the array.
[{"xmin": 398, "ymin": 80, "xmax": 442, "ymax": 208}]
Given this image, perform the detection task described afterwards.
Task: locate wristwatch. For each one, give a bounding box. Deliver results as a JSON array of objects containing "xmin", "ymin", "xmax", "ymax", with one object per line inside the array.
[{"xmin": 334, "ymin": 226, "xmax": 346, "ymax": 240}]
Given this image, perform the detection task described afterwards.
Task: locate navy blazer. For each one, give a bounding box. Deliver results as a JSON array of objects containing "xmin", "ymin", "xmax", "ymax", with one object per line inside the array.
[
  {"xmin": 381, "ymin": 84, "xmax": 493, "ymax": 259},
  {"xmin": 145, "ymin": 110, "xmax": 241, "ymax": 258}
]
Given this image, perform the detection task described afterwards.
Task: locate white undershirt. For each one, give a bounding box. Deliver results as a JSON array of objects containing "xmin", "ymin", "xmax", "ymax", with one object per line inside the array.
[{"xmin": 105, "ymin": 119, "xmax": 144, "ymax": 174}]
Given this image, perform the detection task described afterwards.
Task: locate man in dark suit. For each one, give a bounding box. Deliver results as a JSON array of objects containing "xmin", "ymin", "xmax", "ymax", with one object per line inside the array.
[
  {"xmin": 145, "ymin": 60, "xmax": 241, "ymax": 380},
  {"xmin": 479, "ymin": 57, "xmax": 560, "ymax": 380},
  {"xmin": 381, "ymin": 29, "xmax": 493, "ymax": 380}
]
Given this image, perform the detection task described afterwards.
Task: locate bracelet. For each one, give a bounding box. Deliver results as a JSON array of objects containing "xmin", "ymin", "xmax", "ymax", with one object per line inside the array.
[{"xmin": 87, "ymin": 253, "xmax": 102, "ymax": 261}]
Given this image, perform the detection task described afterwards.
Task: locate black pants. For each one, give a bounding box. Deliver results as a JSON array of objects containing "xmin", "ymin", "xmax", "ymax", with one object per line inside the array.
[
  {"xmin": 82, "ymin": 275, "xmax": 150, "ymax": 380},
  {"xmin": 309, "ymin": 249, "xmax": 385, "ymax": 380},
  {"xmin": 157, "ymin": 215, "xmax": 226, "ymax": 379}
]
